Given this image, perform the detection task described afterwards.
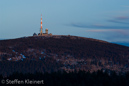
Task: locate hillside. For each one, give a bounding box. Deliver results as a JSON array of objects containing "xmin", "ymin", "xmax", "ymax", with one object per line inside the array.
[{"xmin": 0, "ymin": 35, "xmax": 129, "ymax": 76}]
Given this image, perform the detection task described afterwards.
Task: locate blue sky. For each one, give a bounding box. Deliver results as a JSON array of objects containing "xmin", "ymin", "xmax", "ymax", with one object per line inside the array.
[{"xmin": 0, "ymin": 0, "xmax": 129, "ymax": 43}]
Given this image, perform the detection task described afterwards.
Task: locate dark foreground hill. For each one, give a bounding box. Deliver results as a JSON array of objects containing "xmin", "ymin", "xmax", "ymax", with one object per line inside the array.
[
  {"xmin": 0, "ymin": 35, "xmax": 129, "ymax": 76},
  {"xmin": 1, "ymin": 70, "xmax": 129, "ymax": 86}
]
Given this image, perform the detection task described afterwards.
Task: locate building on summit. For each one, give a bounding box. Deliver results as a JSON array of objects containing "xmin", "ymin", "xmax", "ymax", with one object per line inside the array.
[{"xmin": 33, "ymin": 14, "xmax": 52, "ymax": 36}]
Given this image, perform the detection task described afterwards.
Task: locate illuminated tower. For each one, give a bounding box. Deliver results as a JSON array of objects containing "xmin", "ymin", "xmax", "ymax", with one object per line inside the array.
[
  {"xmin": 36, "ymin": 14, "xmax": 52, "ymax": 36},
  {"xmin": 40, "ymin": 14, "xmax": 43, "ymax": 35}
]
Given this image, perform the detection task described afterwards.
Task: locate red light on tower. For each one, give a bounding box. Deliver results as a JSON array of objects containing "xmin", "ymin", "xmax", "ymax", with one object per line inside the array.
[
  {"xmin": 41, "ymin": 14, "xmax": 42, "ymax": 29},
  {"xmin": 40, "ymin": 14, "xmax": 43, "ymax": 34}
]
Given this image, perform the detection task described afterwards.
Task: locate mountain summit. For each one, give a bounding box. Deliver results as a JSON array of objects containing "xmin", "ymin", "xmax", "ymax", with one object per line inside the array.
[{"xmin": 0, "ymin": 35, "xmax": 129, "ymax": 75}]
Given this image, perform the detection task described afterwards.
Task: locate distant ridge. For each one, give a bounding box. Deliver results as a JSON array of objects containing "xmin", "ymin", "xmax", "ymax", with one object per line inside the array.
[{"xmin": 112, "ymin": 42, "xmax": 129, "ymax": 47}]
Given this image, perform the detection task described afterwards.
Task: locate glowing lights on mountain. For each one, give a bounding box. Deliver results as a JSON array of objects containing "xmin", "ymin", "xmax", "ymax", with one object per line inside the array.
[{"xmin": 33, "ymin": 14, "xmax": 52, "ymax": 36}]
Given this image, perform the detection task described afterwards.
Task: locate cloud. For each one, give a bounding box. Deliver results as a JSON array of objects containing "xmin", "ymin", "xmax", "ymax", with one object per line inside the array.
[
  {"xmin": 86, "ymin": 29, "xmax": 109, "ymax": 32},
  {"xmin": 85, "ymin": 29, "xmax": 129, "ymax": 42},
  {"xmin": 70, "ymin": 23, "xmax": 129, "ymax": 29},
  {"xmin": 108, "ymin": 20, "xmax": 129, "ymax": 24},
  {"xmin": 86, "ymin": 29, "xmax": 122, "ymax": 32},
  {"xmin": 116, "ymin": 16, "xmax": 129, "ymax": 20},
  {"xmin": 85, "ymin": 29, "xmax": 129, "ymax": 35},
  {"xmin": 108, "ymin": 16, "xmax": 129, "ymax": 24},
  {"xmin": 69, "ymin": 22, "xmax": 129, "ymax": 35}
]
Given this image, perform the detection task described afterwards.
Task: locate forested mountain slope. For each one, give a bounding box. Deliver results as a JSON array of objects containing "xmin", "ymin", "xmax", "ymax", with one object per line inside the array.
[{"xmin": 0, "ymin": 35, "xmax": 129, "ymax": 76}]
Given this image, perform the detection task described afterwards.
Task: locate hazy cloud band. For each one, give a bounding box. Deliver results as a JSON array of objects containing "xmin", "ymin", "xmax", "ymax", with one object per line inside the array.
[{"xmin": 70, "ymin": 23, "xmax": 129, "ymax": 29}]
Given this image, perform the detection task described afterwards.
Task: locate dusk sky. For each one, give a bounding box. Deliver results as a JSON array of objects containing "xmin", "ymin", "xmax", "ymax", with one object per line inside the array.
[{"xmin": 1, "ymin": 0, "xmax": 129, "ymax": 43}]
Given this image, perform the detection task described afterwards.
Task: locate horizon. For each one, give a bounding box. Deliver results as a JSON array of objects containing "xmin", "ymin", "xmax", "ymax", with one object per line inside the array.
[{"xmin": 1, "ymin": 0, "xmax": 129, "ymax": 44}]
